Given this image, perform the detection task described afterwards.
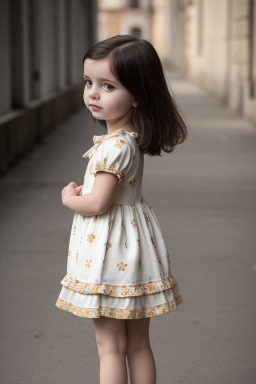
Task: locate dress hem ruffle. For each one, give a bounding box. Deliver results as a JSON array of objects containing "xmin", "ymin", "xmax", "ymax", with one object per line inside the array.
[
  {"xmin": 60, "ymin": 274, "xmax": 178, "ymax": 297},
  {"xmin": 55, "ymin": 295, "xmax": 183, "ymax": 319}
]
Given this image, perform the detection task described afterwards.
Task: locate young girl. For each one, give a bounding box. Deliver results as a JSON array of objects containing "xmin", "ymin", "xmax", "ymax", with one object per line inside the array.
[{"xmin": 56, "ymin": 35, "xmax": 187, "ymax": 384}]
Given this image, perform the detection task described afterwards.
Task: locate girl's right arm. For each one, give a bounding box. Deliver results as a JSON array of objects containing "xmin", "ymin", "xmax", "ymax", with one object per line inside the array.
[{"xmin": 62, "ymin": 173, "xmax": 119, "ymax": 216}]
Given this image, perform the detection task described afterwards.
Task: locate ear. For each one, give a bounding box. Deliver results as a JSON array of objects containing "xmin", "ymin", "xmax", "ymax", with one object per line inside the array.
[{"xmin": 132, "ymin": 100, "xmax": 139, "ymax": 108}]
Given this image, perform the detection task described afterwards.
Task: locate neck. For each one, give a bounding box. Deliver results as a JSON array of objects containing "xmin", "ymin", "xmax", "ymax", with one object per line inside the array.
[{"xmin": 106, "ymin": 110, "xmax": 136, "ymax": 135}]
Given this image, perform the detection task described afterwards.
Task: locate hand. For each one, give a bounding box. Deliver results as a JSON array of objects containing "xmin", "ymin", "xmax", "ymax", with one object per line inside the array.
[{"xmin": 61, "ymin": 182, "xmax": 83, "ymax": 207}]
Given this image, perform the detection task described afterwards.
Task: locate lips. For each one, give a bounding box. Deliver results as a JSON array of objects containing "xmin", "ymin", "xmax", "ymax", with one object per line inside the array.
[{"xmin": 89, "ymin": 104, "xmax": 101, "ymax": 111}]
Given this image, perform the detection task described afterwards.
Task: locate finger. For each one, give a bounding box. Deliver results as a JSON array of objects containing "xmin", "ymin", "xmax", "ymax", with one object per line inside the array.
[{"xmin": 75, "ymin": 186, "xmax": 83, "ymax": 193}]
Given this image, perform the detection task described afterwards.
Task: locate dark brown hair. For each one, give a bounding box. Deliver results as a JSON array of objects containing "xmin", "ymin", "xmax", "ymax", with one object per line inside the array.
[{"xmin": 83, "ymin": 35, "xmax": 187, "ymax": 156}]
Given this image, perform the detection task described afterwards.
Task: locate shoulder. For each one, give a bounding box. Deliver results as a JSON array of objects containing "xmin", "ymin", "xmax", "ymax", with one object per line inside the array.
[
  {"xmin": 90, "ymin": 130, "xmax": 137, "ymax": 182},
  {"xmin": 95, "ymin": 131, "xmax": 135, "ymax": 156}
]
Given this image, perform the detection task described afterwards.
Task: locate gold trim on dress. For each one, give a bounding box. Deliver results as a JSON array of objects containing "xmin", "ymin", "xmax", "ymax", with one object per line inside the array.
[
  {"xmin": 60, "ymin": 274, "xmax": 178, "ymax": 297},
  {"xmin": 55, "ymin": 295, "xmax": 183, "ymax": 319}
]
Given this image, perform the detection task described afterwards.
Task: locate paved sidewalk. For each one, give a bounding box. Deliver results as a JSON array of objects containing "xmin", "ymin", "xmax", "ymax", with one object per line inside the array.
[{"xmin": 0, "ymin": 71, "xmax": 256, "ymax": 384}]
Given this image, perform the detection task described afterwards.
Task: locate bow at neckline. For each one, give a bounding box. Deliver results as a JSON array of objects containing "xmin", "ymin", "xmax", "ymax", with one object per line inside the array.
[{"xmin": 82, "ymin": 128, "xmax": 138, "ymax": 159}]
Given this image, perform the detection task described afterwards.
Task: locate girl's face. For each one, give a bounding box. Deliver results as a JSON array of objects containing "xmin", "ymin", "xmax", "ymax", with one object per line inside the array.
[{"xmin": 83, "ymin": 57, "xmax": 138, "ymax": 125}]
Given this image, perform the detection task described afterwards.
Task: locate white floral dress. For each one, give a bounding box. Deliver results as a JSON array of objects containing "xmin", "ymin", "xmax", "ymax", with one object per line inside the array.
[{"xmin": 55, "ymin": 128, "xmax": 183, "ymax": 319}]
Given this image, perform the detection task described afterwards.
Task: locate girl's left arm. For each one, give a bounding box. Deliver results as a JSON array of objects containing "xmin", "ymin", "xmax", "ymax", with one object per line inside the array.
[{"xmin": 62, "ymin": 173, "xmax": 119, "ymax": 216}]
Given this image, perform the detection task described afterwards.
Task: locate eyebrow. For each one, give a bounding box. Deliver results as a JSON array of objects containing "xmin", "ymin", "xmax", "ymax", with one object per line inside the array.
[{"xmin": 83, "ymin": 74, "xmax": 118, "ymax": 85}]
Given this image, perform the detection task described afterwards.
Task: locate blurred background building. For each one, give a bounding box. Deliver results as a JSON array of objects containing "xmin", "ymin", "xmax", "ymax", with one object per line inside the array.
[
  {"xmin": 1, "ymin": 0, "xmax": 255, "ymax": 176},
  {"xmin": 179, "ymin": 0, "xmax": 256, "ymax": 125},
  {"xmin": 98, "ymin": 0, "xmax": 256, "ymax": 126},
  {"xmin": 0, "ymin": 0, "xmax": 97, "ymax": 175},
  {"xmin": 98, "ymin": 0, "xmax": 153, "ymax": 42}
]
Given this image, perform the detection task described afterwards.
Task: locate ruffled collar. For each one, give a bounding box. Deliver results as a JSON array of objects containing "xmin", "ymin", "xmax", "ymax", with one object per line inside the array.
[
  {"xmin": 82, "ymin": 128, "xmax": 138, "ymax": 159},
  {"xmin": 92, "ymin": 128, "xmax": 138, "ymax": 144}
]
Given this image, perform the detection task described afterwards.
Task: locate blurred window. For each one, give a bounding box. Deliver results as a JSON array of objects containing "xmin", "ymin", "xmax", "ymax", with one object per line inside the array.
[
  {"xmin": 130, "ymin": 27, "xmax": 141, "ymax": 38},
  {"xmin": 129, "ymin": 0, "xmax": 139, "ymax": 8}
]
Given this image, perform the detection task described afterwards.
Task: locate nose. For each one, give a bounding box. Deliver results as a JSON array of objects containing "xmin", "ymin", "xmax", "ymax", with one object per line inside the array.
[{"xmin": 89, "ymin": 85, "xmax": 99, "ymax": 100}]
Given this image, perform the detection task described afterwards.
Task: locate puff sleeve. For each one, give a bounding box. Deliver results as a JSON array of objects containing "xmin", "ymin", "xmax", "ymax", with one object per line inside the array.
[{"xmin": 92, "ymin": 138, "xmax": 134, "ymax": 183}]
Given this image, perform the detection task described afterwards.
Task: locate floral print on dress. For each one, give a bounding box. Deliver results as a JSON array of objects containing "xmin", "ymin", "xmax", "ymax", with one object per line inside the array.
[
  {"xmin": 114, "ymin": 139, "xmax": 125, "ymax": 148},
  {"xmin": 87, "ymin": 234, "xmax": 95, "ymax": 243},
  {"xmin": 151, "ymin": 236, "xmax": 156, "ymax": 247},
  {"xmin": 85, "ymin": 259, "xmax": 92, "ymax": 268},
  {"xmin": 59, "ymin": 274, "xmax": 179, "ymax": 297},
  {"xmin": 56, "ymin": 129, "xmax": 183, "ymax": 320},
  {"xmin": 84, "ymin": 133, "xmax": 135, "ymax": 184},
  {"xmin": 143, "ymin": 211, "xmax": 150, "ymax": 222},
  {"xmin": 117, "ymin": 262, "xmax": 128, "ymax": 271},
  {"xmin": 56, "ymin": 295, "xmax": 183, "ymax": 319},
  {"xmin": 131, "ymin": 218, "xmax": 137, "ymax": 228},
  {"xmin": 129, "ymin": 178, "xmax": 136, "ymax": 187},
  {"xmin": 156, "ymin": 255, "xmax": 162, "ymax": 265},
  {"xmin": 104, "ymin": 241, "xmax": 112, "ymax": 249},
  {"xmin": 93, "ymin": 158, "xmax": 125, "ymax": 182}
]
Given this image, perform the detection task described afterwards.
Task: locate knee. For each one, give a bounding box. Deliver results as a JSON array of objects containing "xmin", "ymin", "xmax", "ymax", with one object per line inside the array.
[
  {"xmin": 127, "ymin": 337, "xmax": 150, "ymax": 356},
  {"xmin": 96, "ymin": 336, "xmax": 128, "ymax": 358}
]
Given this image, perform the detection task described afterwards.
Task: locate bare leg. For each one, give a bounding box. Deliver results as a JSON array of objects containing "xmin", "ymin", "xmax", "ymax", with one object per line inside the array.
[
  {"xmin": 126, "ymin": 318, "xmax": 156, "ymax": 384},
  {"xmin": 92, "ymin": 316, "xmax": 128, "ymax": 384}
]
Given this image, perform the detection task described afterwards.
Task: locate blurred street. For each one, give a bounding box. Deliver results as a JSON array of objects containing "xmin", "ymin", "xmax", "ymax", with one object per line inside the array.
[{"xmin": 0, "ymin": 70, "xmax": 256, "ymax": 384}]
